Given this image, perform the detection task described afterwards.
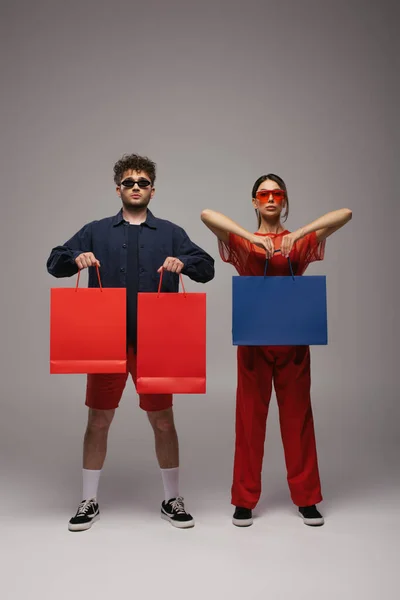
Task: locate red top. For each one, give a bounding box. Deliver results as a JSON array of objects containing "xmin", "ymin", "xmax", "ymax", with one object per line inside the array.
[{"xmin": 219, "ymin": 230, "xmax": 325, "ymax": 276}]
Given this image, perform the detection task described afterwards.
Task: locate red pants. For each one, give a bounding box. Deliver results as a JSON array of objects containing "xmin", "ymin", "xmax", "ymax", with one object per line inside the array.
[
  {"xmin": 85, "ymin": 346, "xmax": 173, "ymax": 412},
  {"xmin": 232, "ymin": 345, "xmax": 322, "ymax": 509}
]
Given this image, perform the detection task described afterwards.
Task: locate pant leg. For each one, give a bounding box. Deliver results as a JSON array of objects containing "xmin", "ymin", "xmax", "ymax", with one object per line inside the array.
[
  {"xmin": 273, "ymin": 346, "xmax": 323, "ymax": 507},
  {"xmin": 231, "ymin": 346, "xmax": 273, "ymax": 509},
  {"xmin": 86, "ymin": 358, "xmax": 129, "ymax": 409},
  {"xmin": 128, "ymin": 346, "xmax": 173, "ymax": 411}
]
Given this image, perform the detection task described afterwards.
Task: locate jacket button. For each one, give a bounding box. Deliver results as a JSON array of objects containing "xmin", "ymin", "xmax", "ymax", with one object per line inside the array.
[
  {"xmin": 120, "ymin": 267, "xmax": 125, "ymax": 272},
  {"xmin": 122, "ymin": 243, "xmax": 127, "ymax": 248}
]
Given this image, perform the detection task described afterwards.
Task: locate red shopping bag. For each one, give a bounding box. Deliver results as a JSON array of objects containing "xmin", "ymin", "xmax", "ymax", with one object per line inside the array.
[
  {"xmin": 136, "ymin": 269, "xmax": 206, "ymax": 394},
  {"xmin": 50, "ymin": 266, "xmax": 127, "ymax": 374}
]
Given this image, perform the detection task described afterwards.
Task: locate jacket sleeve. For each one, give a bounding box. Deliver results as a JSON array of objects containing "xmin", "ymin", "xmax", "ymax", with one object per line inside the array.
[
  {"xmin": 174, "ymin": 226, "xmax": 215, "ymax": 283},
  {"xmin": 46, "ymin": 222, "xmax": 93, "ymax": 278}
]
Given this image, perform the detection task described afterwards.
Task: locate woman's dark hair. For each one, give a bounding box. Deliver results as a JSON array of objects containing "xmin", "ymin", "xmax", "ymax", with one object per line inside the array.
[
  {"xmin": 113, "ymin": 153, "xmax": 156, "ymax": 185},
  {"xmin": 252, "ymin": 173, "xmax": 289, "ymax": 226}
]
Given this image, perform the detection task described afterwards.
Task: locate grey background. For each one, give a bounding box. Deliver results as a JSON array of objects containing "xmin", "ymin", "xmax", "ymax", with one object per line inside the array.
[{"xmin": 0, "ymin": 1, "xmax": 398, "ymax": 599}]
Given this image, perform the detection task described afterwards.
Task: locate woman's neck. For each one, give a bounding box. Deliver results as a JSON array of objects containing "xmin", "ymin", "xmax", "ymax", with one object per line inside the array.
[{"xmin": 257, "ymin": 217, "xmax": 285, "ymax": 234}]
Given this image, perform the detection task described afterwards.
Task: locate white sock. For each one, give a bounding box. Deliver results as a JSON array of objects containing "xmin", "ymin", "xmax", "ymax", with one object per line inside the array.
[
  {"xmin": 82, "ymin": 468, "xmax": 102, "ymax": 501},
  {"xmin": 160, "ymin": 467, "xmax": 179, "ymax": 502}
]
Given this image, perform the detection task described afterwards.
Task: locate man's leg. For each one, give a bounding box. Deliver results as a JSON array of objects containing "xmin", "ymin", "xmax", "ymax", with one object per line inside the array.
[
  {"xmin": 82, "ymin": 408, "xmax": 115, "ymax": 496},
  {"xmin": 68, "ymin": 371, "xmax": 126, "ymax": 532},
  {"xmin": 145, "ymin": 404, "xmax": 194, "ymax": 528},
  {"xmin": 147, "ymin": 407, "xmax": 179, "ymax": 469},
  {"xmin": 131, "ymin": 336, "xmax": 192, "ymax": 528},
  {"xmin": 147, "ymin": 407, "xmax": 179, "ymax": 498}
]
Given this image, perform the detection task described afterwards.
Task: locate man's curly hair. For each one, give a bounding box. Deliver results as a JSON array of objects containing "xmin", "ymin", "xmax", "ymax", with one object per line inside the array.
[{"xmin": 113, "ymin": 154, "xmax": 156, "ymax": 185}]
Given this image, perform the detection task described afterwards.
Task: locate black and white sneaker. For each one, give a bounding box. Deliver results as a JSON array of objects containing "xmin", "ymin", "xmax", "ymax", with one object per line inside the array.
[
  {"xmin": 161, "ymin": 497, "xmax": 195, "ymax": 529},
  {"xmin": 298, "ymin": 505, "xmax": 324, "ymax": 527},
  {"xmin": 68, "ymin": 499, "xmax": 100, "ymax": 532},
  {"xmin": 232, "ymin": 506, "xmax": 253, "ymax": 527}
]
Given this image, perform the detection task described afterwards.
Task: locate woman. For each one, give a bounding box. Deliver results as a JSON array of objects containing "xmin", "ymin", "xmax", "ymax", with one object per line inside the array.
[{"xmin": 201, "ymin": 174, "xmax": 352, "ymax": 527}]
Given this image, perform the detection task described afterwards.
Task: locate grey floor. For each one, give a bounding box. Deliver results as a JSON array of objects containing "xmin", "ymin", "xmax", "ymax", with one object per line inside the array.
[{"xmin": 1, "ymin": 381, "xmax": 398, "ymax": 600}]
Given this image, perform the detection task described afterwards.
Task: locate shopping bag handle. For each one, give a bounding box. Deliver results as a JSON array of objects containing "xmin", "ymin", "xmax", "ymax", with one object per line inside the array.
[
  {"xmin": 75, "ymin": 264, "xmax": 103, "ymax": 292},
  {"xmin": 264, "ymin": 250, "xmax": 295, "ymax": 281},
  {"xmin": 157, "ymin": 267, "xmax": 187, "ymax": 298}
]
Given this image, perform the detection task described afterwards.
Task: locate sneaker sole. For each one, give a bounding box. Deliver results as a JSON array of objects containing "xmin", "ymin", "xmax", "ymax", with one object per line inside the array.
[
  {"xmin": 161, "ymin": 513, "xmax": 195, "ymax": 529},
  {"xmin": 68, "ymin": 514, "xmax": 100, "ymax": 532},
  {"xmin": 299, "ymin": 514, "xmax": 325, "ymax": 527},
  {"xmin": 232, "ymin": 517, "xmax": 253, "ymax": 527}
]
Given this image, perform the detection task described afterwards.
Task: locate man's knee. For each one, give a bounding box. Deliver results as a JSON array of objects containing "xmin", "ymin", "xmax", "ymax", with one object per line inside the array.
[
  {"xmin": 87, "ymin": 408, "xmax": 115, "ymax": 433},
  {"xmin": 148, "ymin": 409, "xmax": 175, "ymax": 434}
]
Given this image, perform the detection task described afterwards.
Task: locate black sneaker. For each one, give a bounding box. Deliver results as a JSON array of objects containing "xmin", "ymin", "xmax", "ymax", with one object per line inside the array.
[
  {"xmin": 161, "ymin": 497, "xmax": 195, "ymax": 529},
  {"xmin": 232, "ymin": 506, "xmax": 253, "ymax": 527},
  {"xmin": 68, "ymin": 499, "xmax": 100, "ymax": 532},
  {"xmin": 298, "ymin": 505, "xmax": 324, "ymax": 527}
]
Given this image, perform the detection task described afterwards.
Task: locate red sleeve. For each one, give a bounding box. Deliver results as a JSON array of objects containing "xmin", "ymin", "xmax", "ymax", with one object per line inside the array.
[
  {"xmin": 218, "ymin": 233, "xmax": 252, "ymax": 275},
  {"xmin": 294, "ymin": 232, "xmax": 326, "ymax": 275}
]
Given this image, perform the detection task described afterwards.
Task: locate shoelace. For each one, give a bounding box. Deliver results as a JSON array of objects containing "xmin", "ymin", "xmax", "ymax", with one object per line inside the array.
[
  {"xmin": 77, "ymin": 499, "xmax": 96, "ymax": 516},
  {"xmin": 170, "ymin": 497, "xmax": 187, "ymax": 514}
]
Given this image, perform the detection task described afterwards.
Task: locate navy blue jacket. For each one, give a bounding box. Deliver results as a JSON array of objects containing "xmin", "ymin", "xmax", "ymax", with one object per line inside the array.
[{"xmin": 47, "ymin": 209, "xmax": 215, "ymax": 291}]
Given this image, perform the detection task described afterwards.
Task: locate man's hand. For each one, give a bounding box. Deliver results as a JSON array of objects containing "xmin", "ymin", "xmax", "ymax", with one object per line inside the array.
[
  {"xmin": 157, "ymin": 257, "xmax": 185, "ymax": 274},
  {"xmin": 74, "ymin": 252, "xmax": 101, "ymax": 269},
  {"xmin": 250, "ymin": 234, "xmax": 275, "ymax": 259}
]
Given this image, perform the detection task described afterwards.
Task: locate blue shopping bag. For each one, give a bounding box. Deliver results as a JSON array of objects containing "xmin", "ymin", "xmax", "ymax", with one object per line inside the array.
[{"xmin": 232, "ymin": 256, "xmax": 327, "ymax": 346}]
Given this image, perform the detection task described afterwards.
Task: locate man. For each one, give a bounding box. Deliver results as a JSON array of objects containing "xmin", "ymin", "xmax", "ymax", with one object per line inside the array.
[{"xmin": 47, "ymin": 154, "xmax": 214, "ymax": 531}]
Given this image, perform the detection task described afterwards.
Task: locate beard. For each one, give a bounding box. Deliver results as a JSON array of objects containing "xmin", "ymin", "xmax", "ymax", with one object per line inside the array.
[{"xmin": 121, "ymin": 196, "xmax": 151, "ymax": 212}]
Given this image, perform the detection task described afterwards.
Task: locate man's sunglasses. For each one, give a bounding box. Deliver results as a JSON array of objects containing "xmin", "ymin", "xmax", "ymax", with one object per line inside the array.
[
  {"xmin": 120, "ymin": 177, "xmax": 152, "ymax": 189},
  {"xmin": 255, "ymin": 189, "xmax": 286, "ymax": 203}
]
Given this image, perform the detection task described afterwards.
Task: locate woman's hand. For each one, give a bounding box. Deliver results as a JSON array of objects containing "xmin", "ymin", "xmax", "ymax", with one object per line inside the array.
[
  {"xmin": 280, "ymin": 231, "xmax": 301, "ymax": 258},
  {"xmin": 250, "ymin": 234, "xmax": 275, "ymax": 259}
]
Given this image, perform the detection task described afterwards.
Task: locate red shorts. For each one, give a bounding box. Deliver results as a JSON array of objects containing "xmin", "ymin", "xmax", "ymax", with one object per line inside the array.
[{"xmin": 85, "ymin": 346, "xmax": 173, "ymax": 412}]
